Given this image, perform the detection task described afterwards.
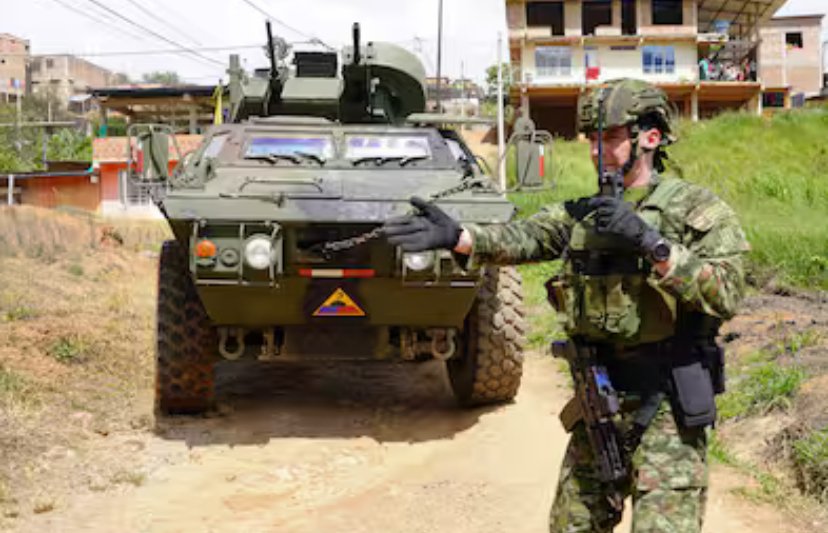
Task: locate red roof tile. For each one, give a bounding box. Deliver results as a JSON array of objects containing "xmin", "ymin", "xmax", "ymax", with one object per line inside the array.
[{"xmin": 93, "ymin": 135, "xmax": 203, "ymax": 163}]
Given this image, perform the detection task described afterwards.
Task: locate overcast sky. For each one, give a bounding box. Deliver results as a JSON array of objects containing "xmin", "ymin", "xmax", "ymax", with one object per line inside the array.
[{"xmin": 4, "ymin": 0, "xmax": 827, "ymax": 85}]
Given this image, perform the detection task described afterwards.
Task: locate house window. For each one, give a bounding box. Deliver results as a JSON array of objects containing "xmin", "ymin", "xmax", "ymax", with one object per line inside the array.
[
  {"xmin": 583, "ymin": 0, "xmax": 612, "ymax": 36},
  {"xmin": 46, "ymin": 58, "xmax": 54, "ymax": 68},
  {"xmin": 762, "ymin": 91, "xmax": 786, "ymax": 108},
  {"xmin": 535, "ymin": 46, "xmax": 572, "ymax": 77},
  {"xmin": 652, "ymin": 0, "xmax": 683, "ymax": 25},
  {"xmin": 642, "ymin": 46, "xmax": 675, "ymax": 74},
  {"xmin": 527, "ymin": 2, "xmax": 564, "ymax": 36},
  {"xmin": 622, "ymin": 0, "xmax": 637, "ymax": 35},
  {"xmin": 785, "ymin": 32, "xmax": 803, "ymax": 49}
]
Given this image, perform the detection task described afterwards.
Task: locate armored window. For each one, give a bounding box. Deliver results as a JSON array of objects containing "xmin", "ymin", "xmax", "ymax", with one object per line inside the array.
[
  {"xmin": 785, "ymin": 32, "xmax": 803, "ymax": 49},
  {"xmin": 202, "ymin": 134, "xmax": 228, "ymax": 159},
  {"xmin": 652, "ymin": 0, "xmax": 682, "ymax": 25},
  {"xmin": 642, "ymin": 46, "xmax": 675, "ymax": 74},
  {"xmin": 244, "ymin": 135, "xmax": 335, "ymax": 159},
  {"xmin": 344, "ymin": 135, "xmax": 432, "ymax": 160},
  {"xmin": 526, "ymin": 2, "xmax": 564, "ymax": 36},
  {"xmin": 535, "ymin": 46, "xmax": 572, "ymax": 77}
]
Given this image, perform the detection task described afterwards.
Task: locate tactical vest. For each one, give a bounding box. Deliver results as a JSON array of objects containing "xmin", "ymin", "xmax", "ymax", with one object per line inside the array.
[{"xmin": 549, "ymin": 178, "xmax": 704, "ymax": 347}]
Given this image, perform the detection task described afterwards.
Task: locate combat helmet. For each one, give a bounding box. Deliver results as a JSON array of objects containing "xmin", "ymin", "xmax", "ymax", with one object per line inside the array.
[{"xmin": 577, "ymin": 78, "xmax": 676, "ymax": 146}]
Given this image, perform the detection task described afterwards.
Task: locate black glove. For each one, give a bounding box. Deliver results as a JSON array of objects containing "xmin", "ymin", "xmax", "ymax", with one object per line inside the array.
[
  {"xmin": 588, "ymin": 197, "xmax": 662, "ymax": 255},
  {"xmin": 383, "ymin": 196, "xmax": 462, "ymax": 252}
]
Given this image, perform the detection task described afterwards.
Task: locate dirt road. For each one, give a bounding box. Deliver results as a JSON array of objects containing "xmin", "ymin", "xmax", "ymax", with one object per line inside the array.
[{"xmin": 12, "ymin": 355, "xmax": 802, "ymax": 533}]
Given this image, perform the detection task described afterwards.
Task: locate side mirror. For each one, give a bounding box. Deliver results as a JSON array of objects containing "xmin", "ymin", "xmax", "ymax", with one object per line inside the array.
[{"xmin": 126, "ymin": 124, "xmax": 179, "ymax": 182}]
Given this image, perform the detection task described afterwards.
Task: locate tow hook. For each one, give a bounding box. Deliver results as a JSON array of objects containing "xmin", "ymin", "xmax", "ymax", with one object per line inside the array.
[
  {"xmin": 219, "ymin": 327, "xmax": 246, "ymax": 360},
  {"xmin": 430, "ymin": 329, "xmax": 457, "ymax": 361}
]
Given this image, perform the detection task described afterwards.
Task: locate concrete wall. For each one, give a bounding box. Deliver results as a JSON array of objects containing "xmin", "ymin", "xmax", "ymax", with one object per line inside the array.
[
  {"xmin": 759, "ymin": 17, "xmax": 824, "ymax": 96},
  {"xmin": 511, "ymin": 0, "xmax": 699, "ymax": 36},
  {"xmin": 0, "ymin": 33, "xmax": 29, "ymax": 101},
  {"xmin": 31, "ymin": 55, "xmax": 115, "ymax": 105},
  {"xmin": 521, "ymin": 41, "xmax": 697, "ymax": 84}
]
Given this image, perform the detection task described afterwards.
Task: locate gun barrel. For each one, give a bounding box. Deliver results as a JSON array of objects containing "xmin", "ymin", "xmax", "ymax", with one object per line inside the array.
[
  {"xmin": 266, "ymin": 21, "xmax": 278, "ymax": 77},
  {"xmin": 352, "ymin": 23, "xmax": 361, "ymax": 65}
]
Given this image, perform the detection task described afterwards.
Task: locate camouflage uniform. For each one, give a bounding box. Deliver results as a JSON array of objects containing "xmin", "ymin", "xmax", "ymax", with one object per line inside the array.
[{"xmin": 461, "ymin": 80, "xmax": 749, "ymax": 532}]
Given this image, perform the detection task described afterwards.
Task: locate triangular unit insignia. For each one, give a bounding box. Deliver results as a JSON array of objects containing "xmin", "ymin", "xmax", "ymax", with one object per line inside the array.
[{"xmin": 312, "ymin": 288, "xmax": 366, "ymax": 317}]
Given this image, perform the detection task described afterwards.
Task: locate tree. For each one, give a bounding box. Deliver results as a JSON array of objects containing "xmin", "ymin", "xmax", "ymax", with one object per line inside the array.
[
  {"xmin": 141, "ymin": 71, "xmax": 182, "ymax": 85},
  {"xmin": 485, "ymin": 62, "xmax": 512, "ymax": 102},
  {"xmin": 46, "ymin": 129, "xmax": 92, "ymax": 161},
  {"xmin": 113, "ymin": 72, "xmax": 132, "ymax": 85}
]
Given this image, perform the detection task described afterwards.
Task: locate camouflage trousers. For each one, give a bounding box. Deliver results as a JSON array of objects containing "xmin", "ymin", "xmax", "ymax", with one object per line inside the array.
[{"xmin": 549, "ymin": 398, "xmax": 708, "ymax": 533}]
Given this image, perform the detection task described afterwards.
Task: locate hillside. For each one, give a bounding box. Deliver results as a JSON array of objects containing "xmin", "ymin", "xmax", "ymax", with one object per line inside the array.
[{"xmin": 506, "ymin": 109, "xmax": 828, "ymax": 290}]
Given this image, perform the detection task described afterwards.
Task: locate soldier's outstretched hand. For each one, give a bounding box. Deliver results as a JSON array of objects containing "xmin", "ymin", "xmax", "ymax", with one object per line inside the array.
[{"xmin": 383, "ymin": 197, "xmax": 462, "ymax": 252}]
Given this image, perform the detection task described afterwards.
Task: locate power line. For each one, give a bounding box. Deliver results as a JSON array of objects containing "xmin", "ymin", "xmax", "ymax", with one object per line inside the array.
[
  {"xmin": 17, "ymin": 44, "xmax": 264, "ymax": 58},
  {"xmin": 80, "ymin": 0, "xmax": 224, "ymax": 67},
  {"xmin": 121, "ymin": 0, "xmax": 204, "ymax": 46},
  {"xmin": 237, "ymin": 0, "xmax": 334, "ymax": 51},
  {"xmin": 45, "ymin": 0, "xmax": 151, "ymax": 44}
]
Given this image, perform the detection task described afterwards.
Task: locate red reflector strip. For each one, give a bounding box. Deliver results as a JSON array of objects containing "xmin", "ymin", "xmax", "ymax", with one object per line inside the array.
[{"xmin": 299, "ymin": 269, "xmax": 375, "ymax": 279}]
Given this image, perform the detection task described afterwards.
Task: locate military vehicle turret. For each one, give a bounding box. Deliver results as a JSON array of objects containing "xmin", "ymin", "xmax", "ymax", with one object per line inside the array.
[{"xmin": 132, "ymin": 24, "xmax": 526, "ymax": 415}]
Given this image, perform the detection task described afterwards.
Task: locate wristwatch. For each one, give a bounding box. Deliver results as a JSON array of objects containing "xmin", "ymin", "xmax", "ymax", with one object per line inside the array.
[{"xmin": 649, "ymin": 238, "xmax": 672, "ymax": 263}]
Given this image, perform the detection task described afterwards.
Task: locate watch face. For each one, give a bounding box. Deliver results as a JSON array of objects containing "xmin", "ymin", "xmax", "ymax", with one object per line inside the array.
[{"xmin": 653, "ymin": 241, "xmax": 671, "ymax": 262}]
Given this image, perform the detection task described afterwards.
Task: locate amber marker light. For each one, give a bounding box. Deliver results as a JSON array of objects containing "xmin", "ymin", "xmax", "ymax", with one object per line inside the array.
[{"xmin": 195, "ymin": 239, "xmax": 218, "ymax": 258}]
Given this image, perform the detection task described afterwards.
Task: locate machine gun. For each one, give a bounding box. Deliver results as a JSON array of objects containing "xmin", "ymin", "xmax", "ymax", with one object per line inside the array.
[
  {"xmin": 226, "ymin": 22, "xmax": 427, "ymax": 125},
  {"xmin": 552, "ymin": 339, "xmax": 627, "ymax": 512}
]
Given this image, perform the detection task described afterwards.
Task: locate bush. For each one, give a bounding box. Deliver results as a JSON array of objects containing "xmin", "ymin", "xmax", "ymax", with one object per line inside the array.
[
  {"xmin": 718, "ymin": 361, "xmax": 806, "ymax": 420},
  {"xmin": 792, "ymin": 427, "xmax": 828, "ymax": 501}
]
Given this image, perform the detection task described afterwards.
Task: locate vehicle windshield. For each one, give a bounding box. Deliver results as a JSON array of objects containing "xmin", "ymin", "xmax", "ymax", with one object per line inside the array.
[
  {"xmin": 245, "ymin": 135, "xmax": 335, "ymax": 160},
  {"xmin": 344, "ymin": 134, "xmax": 432, "ymax": 161}
]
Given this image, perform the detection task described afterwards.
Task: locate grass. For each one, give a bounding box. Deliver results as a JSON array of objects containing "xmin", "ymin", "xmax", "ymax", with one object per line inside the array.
[
  {"xmin": 0, "ymin": 365, "xmax": 26, "ymax": 404},
  {"xmin": 47, "ymin": 335, "xmax": 91, "ymax": 365},
  {"xmin": 792, "ymin": 427, "xmax": 828, "ymax": 502},
  {"xmin": 502, "ymin": 109, "xmax": 828, "ymax": 290},
  {"xmin": 717, "ymin": 360, "xmax": 806, "ymax": 420}
]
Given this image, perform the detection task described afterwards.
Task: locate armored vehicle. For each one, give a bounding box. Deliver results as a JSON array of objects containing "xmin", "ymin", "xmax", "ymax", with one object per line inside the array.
[{"xmin": 134, "ymin": 24, "xmax": 526, "ymax": 415}]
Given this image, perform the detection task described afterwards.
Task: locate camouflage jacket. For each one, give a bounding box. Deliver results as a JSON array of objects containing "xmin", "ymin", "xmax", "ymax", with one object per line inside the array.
[{"xmin": 464, "ymin": 177, "xmax": 749, "ymax": 323}]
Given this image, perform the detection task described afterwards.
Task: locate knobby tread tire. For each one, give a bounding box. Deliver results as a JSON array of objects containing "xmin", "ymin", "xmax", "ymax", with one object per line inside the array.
[
  {"xmin": 156, "ymin": 240, "xmax": 217, "ymax": 415},
  {"xmin": 448, "ymin": 266, "xmax": 527, "ymax": 406}
]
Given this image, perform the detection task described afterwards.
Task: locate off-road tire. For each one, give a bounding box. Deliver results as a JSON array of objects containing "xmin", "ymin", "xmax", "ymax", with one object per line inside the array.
[
  {"xmin": 448, "ymin": 266, "xmax": 526, "ymax": 406},
  {"xmin": 156, "ymin": 240, "xmax": 217, "ymax": 415}
]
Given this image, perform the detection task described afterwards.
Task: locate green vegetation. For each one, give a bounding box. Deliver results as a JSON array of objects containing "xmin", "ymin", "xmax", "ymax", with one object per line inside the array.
[
  {"xmin": 0, "ymin": 95, "xmax": 92, "ymax": 172},
  {"xmin": 793, "ymin": 427, "xmax": 828, "ymax": 501},
  {"xmin": 0, "ymin": 365, "xmax": 25, "ymax": 403},
  {"xmin": 505, "ymin": 109, "xmax": 828, "ymax": 290},
  {"xmin": 67, "ymin": 264, "xmax": 85, "ymax": 277},
  {"xmin": 48, "ymin": 335, "xmax": 90, "ymax": 364},
  {"xmin": 717, "ymin": 360, "xmax": 805, "ymax": 420}
]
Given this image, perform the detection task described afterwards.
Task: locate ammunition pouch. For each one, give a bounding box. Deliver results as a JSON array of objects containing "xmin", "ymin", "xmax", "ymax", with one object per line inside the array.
[
  {"xmin": 596, "ymin": 333, "xmax": 723, "ymax": 430},
  {"xmin": 668, "ymin": 359, "xmax": 716, "ymax": 428}
]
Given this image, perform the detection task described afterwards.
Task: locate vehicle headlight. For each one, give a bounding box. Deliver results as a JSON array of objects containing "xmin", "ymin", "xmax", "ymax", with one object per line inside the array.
[
  {"xmin": 244, "ymin": 236, "xmax": 276, "ymax": 270},
  {"xmin": 403, "ymin": 252, "xmax": 435, "ymax": 272}
]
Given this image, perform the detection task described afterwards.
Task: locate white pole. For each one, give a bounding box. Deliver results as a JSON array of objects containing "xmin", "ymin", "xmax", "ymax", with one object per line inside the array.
[
  {"xmin": 7, "ymin": 174, "xmax": 14, "ymax": 206},
  {"xmin": 497, "ymin": 32, "xmax": 506, "ymax": 190}
]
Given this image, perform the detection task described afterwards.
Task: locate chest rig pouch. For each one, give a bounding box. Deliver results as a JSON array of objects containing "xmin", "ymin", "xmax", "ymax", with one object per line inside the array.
[{"xmin": 546, "ymin": 182, "xmax": 687, "ymax": 346}]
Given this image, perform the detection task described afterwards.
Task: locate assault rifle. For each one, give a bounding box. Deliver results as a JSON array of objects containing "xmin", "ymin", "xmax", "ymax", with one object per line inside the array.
[
  {"xmin": 552, "ymin": 340, "xmax": 627, "ymax": 511},
  {"xmin": 596, "ymin": 86, "xmax": 624, "ymax": 200}
]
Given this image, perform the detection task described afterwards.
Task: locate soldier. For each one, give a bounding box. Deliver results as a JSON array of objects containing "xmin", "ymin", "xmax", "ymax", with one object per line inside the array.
[{"xmin": 383, "ymin": 78, "xmax": 749, "ymax": 533}]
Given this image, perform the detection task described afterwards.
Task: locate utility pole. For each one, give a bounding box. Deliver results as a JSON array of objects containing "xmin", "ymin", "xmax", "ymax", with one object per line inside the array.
[
  {"xmin": 436, "ymin": 0, "xmax": 444, "ymax": 113},
  {"xmin": 460, "ymin": 60, "xmax": 465, "ymax": 119},
  {"xmin": 497, "ymin": 32, "xmax": 506, "ymax": 190}
]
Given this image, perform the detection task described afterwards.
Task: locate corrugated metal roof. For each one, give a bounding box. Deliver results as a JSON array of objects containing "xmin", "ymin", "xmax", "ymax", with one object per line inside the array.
[{"xmin": 697, "ymin": 0, "xmax": 788, "ymax": 35}]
